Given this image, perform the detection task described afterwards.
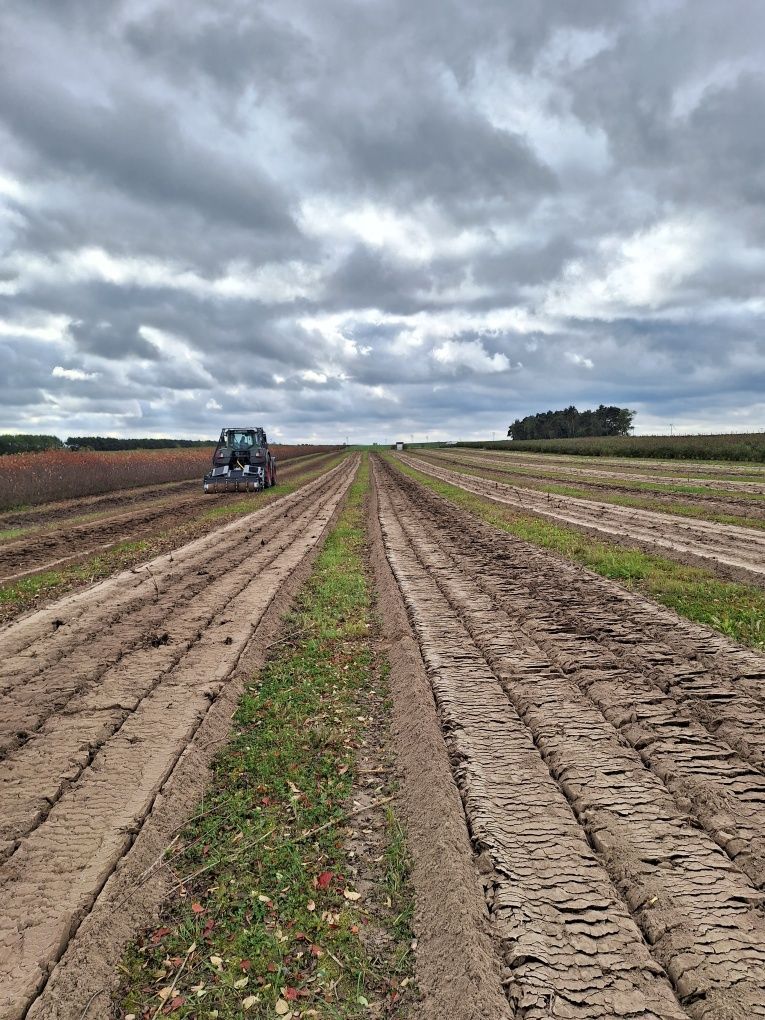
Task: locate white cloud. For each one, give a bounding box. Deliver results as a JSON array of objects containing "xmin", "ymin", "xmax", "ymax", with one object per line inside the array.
[
  {"xmin": 565, "ymin": 352, "xmax": 594, "ymax": 369},
  {"xmin": 51, "ymin": 365, "xmax": 99, "ymax": 381},
  {"xmin": 205, "ymin": 397, "xmax": 222, "ymax": 411},
  {"xmin": 432, "ymin": 339, "xmax": 510, "ymax": 374}
]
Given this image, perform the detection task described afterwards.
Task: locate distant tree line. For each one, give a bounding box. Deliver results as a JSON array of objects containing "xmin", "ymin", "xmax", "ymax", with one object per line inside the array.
[
  {"xmin": 508, "ymin": 405, "xmax": 634, "ymax": 441},
  {"xmin": 65, "ymin": 436, "xmax": 212, "ymax": 451},
  {"xmin": 0, "ymin": 434, "xmax": 64, "ymax": 455},
  {"xmin": 0, "ymin": 434, "xmax": 214, "ymax": 455}
]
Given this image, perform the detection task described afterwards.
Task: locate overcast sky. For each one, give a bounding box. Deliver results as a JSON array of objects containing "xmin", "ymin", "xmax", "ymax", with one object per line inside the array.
[{"xmin": 1, "ymin": 0, "xmax": 764, "ymax": 442}]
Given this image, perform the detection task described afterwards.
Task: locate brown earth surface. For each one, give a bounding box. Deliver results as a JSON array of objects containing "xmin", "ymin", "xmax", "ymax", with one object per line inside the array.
[
  {"xmin": 404, "ymin": 451, "xmax": 765, "ymax": 585},
  {"xmin": 420, "ymin": 449, "xmax": 765, "ymax": 520},
  {"xmin": 0, "ymin": 456, "xmax": 358, "ymax": 1020},
  {"xmin": 449, "ymin": 449, "xmax": 765, "ymax": 491},
  {"xmin": 373, "ymin": 453, "xmax": 765, "ymax": 1019},
  {"xmin": 0, "ymin": 451, "xmax": 338, "ymax": 586}
]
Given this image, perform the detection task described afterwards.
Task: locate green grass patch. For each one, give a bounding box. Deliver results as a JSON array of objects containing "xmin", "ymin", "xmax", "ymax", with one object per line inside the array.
[
  {"xmin": 0, "ymin": 526, "xmax": 25, "ymax": 541},
  {"xmin": 391, "ymin": 457, "xmax": 765, "ymax": 651},
  {"xmin": 118, "ymin": 456, "xmax": 414, "ymax": 1019}
]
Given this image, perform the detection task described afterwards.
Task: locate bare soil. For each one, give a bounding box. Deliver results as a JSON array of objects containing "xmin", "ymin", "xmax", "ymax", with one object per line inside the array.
[
  {"xmin": 421, "ymin": 449, "xmax": 765, "ymax": 520},
  {"xmin": 373, "ymin": 454, "xmax": 765, "ymax": 1018},
  {"xmin": 0, "ymin": 452, "xmax": 338, "ymax": 586},
  {"xmin": 405, "ymin": 452, "xmax": 765, "ymax": 585},
  {"xmin": 0, "ymin": 457, "xmax": 358, "ymax": 1020}
]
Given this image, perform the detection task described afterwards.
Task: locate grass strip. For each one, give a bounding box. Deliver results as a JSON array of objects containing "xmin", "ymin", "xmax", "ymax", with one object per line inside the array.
[
  {"xmin": 0, "ymin": 456, "xmax": 347, "ymax": 622},
  {"xmin": 118, "ymin": 456, "xmax": 415, "ymax": 1019},
  {"xmin": 391, "ymin": 456, "xmax": 765, "ymax": 651}
]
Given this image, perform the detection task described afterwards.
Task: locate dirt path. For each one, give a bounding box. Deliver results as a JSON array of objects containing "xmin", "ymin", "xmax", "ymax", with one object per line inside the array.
[
  {"xmin": 374, "ymin": 454, "xmax": 765, "ymax": 1018},
  {"xmin": 403, "ymin": 452, "xmax": 765, "ymax": 584},
  {"xmin": 0, "ymin": 456, "xmax": 358, "ymax": 1020},
  {"xmin": 0, "ymin": 452, "xmax": 339, "ymax": 586}
]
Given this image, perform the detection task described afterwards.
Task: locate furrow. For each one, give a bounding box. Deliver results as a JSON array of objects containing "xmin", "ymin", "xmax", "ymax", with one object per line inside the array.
[
  {"xmin": 0, "ymin": 460, "xmax": 347, "ymax": 706},
  {"xmin": 0, "ymin": 458, "xmax": 356, "ymax": 1020},
  {"xmin": 402, "ymin": 453, "xmax": 765, "ymax": 581},
  {"xmin": 377, "ymin": 459, "xmax": 765, "ymax": 1018},
  {"xmin": 0, "ymin": 478, "xmax": 344, "ymax": 858},
  {"xmin": 395, "ymin": 460, "xmax": 765, "ymax": 778},
  {"xmin": 374, "ymin": 463, "xmax": 689, "ymax": 1020}
]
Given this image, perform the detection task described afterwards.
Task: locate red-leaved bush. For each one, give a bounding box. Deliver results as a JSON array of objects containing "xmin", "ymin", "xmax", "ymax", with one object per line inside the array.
[{"xmin": 0, "ymin": 445, "xmax": 339, "ymax": 510}]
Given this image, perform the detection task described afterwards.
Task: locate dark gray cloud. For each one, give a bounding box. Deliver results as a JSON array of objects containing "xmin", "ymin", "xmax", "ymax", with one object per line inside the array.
[{"xmin": 0, "ymin": 0, "xmax": 763, "ymax": 441}]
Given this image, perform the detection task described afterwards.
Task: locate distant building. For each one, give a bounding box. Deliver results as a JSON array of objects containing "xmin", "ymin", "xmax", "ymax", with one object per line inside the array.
[{"xmin": 395, "ymin": 441, "xmax": 404, "ymax": 451}]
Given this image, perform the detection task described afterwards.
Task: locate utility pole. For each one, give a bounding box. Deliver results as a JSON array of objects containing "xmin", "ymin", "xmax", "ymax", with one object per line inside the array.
[{"xmin": 669, "ymin": 423, "xmax": 674, "ymax": 437}]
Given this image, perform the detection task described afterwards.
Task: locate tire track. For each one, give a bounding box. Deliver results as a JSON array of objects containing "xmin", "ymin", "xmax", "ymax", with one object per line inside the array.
[
  {"xmin": 375, "ymin": 457, "xmax": 765, "ymax": 1018},
  {"xmin": 0, "ymin": 462, "xmax": 347, "ymax": 755},
  {"xmin": 402, "ymin": 452, "xmax": 765, "ymax": 584},
  {"xmin": 0, "ymin": 457, "xmax": 357, "ymax": 1020}
]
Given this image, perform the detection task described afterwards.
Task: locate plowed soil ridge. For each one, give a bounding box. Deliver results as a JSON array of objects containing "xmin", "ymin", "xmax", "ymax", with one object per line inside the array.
[
  {"xmin": 0, "ymin": 451, "xmax": 339, "ymax": 585},
  {"xmin": 421, "ymin": 450, "xmax": 765, "ymax": 520},
  {"xmin": 403, "ymin": 452, "xmax": 765, "ymax": 583},
  {"xmin": 429, "ymin": 449, "xmax": 765, "ymax": 494},
  {"xmin": 0, "ymin": 457, "xmax": 357, "ymax": 1020},
  {"xmin": 375, "ymin": 457, "xmax": 765, "ymax": 1018}
]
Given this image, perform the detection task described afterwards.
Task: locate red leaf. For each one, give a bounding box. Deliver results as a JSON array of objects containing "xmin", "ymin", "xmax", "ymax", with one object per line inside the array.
[
  {"xmin": 202, "ymin": 918, "xmax": 216, "ymax": 937},
  {"xmin": 164, "ymin": 996, "xmax": 185, "ymax": 1013},
  {"xmin": 310, "ymin": 945, "xmax": 322, "ymax": 957},
  {"xmin": 267, "ymin": 963, "xmax": 277, "ymax": 973},
  {"xmin": 240, "ymin": 959, "xmax": 252, "ymax": 972},
  {"xmin": 191, "ymin": 902, "xmax": 205, "ymax": 914},
  {"xmin": 151, "ymin": 927, "xmax": 172, "ymax": 943},
  {"xmin": 284, "ymin": 988, "xmax": 299, "ymax": 1001},
  {"xmin": 316, "ymin": 871, "xmax": 333, "ymax": 890}
]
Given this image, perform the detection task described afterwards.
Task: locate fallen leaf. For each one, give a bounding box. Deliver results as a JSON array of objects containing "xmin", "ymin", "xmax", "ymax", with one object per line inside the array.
[
  {"xmin": 242, "ymin": 996, "xmax": 258, "ymax": 1010},
  {"xmin": 191, "ymin": 902, "xmax": 205, "ymax": 914},
  {"xmin": 157, "ymin": 987, "xmax": 173, "ymax": 1002},
  {"xmin": 151, "ymin": 927, "xmax": 172, "ymax": 943},
  {"xmin": 316, "ymin": 871, "xmax": 333, "ymax": 890},
  {"xmin": 284, "ymin": 987, "xmax": 299, "ymax": 1001},
  {"xmin": 306, "ymin": 899, "xmax": 316, "ymax": 912},
  {"xmin": 274, "ymin": 1000, "xmax": 290, "ymax": 1016},
  {"xmin": 234, "ymin": 977, "xmax": 249, "ymax": 989},
  {"xmin": 209, "ymin": 955, "xmax": 223, "ymax": 970},
  {"xmin": 240, "ymin": 959, "xmax": 252, "ymax": 972},
  {"xmin": 343, "ymin": 889, "xmax": 362, "ymax": 902},
  {"xmin": 167, "ymin": 996, "xmax": 185, "ymax": 1012},
  {"xmin": 310, "ymin": 944, "xmax": 322, "ymax": 957}
]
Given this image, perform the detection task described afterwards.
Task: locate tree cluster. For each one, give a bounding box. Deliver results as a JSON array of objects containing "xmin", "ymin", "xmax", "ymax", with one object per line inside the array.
[
  {"xmin": 507, "ymin": 405, "xmax": 634, "ymax": 441},
  {"xmin": 0, "ymin": 434, "xmax": 64, "ymax": 455}
]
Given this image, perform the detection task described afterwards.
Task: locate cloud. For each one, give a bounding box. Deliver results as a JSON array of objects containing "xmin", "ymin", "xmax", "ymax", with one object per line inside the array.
[
  {"xmin": 0, "ymin": 0, "xmax": 763, "ymax": 440},
  {"xmin": 52, "ymin": 365, "xmax": 99, "ymax": 381},
  {"xmin": 432, "ymin": 338, "xmax": 511, "ymax": 374}
]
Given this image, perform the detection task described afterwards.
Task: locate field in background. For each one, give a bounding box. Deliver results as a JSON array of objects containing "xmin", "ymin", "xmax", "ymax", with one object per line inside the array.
[
  {"xmin": 457, "ymin": 433, "xmax": 765, "ymax": 461},
  {"xmin": 0, "ymin": 444, "xmax": 340, "ymax": 510}
]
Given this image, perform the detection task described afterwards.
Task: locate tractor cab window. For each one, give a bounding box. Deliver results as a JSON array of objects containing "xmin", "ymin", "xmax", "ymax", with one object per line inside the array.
[{"xmin": 225, "ymin": 430, "xmax": 255, "ymax": 448}]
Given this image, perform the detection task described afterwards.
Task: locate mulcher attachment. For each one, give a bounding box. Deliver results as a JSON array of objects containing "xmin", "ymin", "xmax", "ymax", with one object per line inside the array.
[{"xmin": 203, "ymin": 426, "xmax": 277, "ymax": 494}]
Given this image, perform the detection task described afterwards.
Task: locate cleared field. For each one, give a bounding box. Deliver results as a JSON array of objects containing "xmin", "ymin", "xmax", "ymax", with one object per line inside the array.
[
  {"xmin": 5, "ymin": 449, "xmax": 765, "ymax": 1020},
  {"xmin": 0, "ymin": 450, "xmax": 341, "ymax": 591},
  {"xmin": 374, "ymin": 453, "xmax": 765, "ymax": 1017},
  {"xmin": 407, "ymin": 449, "xmax": 765, "ymax": 583},
  {"xmin": 0, "ymin": 456, "xmax": 357, "ymax": 1020}
]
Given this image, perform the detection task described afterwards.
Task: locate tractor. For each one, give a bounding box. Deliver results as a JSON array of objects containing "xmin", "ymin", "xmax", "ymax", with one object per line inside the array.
[{"xmin": 203, "ymin": 427, "xmax": 276, "ymax": 493}]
